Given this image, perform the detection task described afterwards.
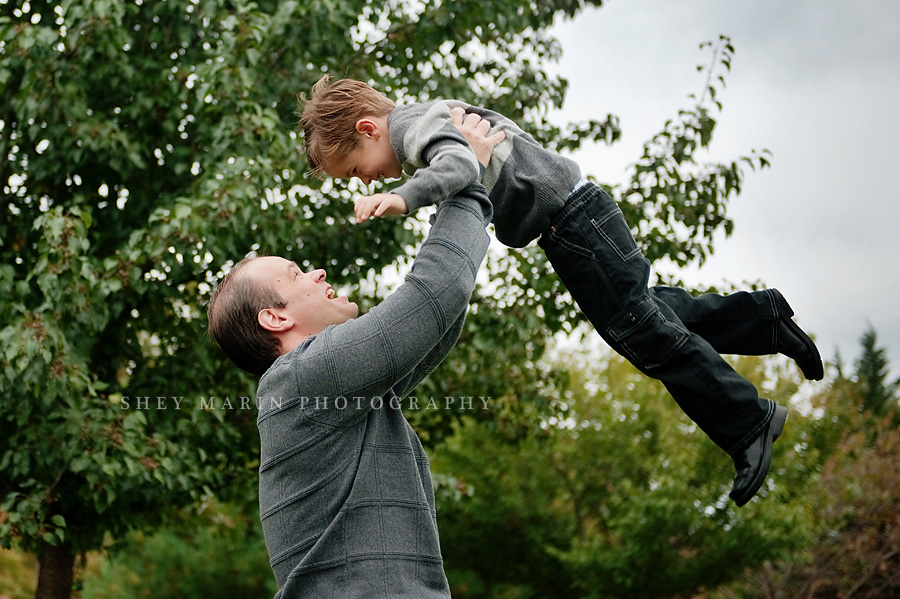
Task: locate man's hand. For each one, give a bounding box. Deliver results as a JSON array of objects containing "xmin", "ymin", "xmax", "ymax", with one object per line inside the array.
[
  {"xmin": 355, "ymin": 193, "xmax": 408, "ymax": 223},
  {"xmin": 450, "ymin": 106, "xmax": 506, "ymax": 167}
]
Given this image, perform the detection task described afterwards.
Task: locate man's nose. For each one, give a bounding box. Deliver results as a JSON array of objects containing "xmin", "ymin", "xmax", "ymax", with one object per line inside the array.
[{"xmin": 309, "ymin": 269, "xmax": 326, "ymax": 282}]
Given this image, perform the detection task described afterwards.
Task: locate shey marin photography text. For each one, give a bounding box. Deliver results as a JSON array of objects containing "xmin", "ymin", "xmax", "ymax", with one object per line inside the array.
[{"xmin": 112, "ymin": 394, "xmax": 493, "ymax": 412}]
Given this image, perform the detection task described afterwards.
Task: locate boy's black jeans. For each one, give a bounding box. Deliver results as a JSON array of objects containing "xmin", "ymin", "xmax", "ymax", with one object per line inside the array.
[{"xmin": 538, "ymin": 182, "xmax": 781, "ymax": 457}]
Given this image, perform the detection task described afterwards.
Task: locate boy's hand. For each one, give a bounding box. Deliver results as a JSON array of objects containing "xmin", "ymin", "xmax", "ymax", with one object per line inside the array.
[
  {"xmin": 450, "ymin": 106, "xmax": 506, "ymax": 167},
  {"xmin": 355, "ymin": 193, "xmax": 408, "ymax": 223}
]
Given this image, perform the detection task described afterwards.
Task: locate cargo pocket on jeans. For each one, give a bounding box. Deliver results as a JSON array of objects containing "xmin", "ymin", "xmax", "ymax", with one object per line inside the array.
[
  {"xmin": 589, "ymin": 203, "xmax": 642, "ymax": 263},
  {"xmin": 607, "ymin": 297, "xmax": 690, "ymax": 371}
]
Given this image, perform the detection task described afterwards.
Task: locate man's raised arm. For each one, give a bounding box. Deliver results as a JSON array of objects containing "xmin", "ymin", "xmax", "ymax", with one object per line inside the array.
[{"xmin": 276, "ymin": 182, "xmax": 492, "ymax": 427}]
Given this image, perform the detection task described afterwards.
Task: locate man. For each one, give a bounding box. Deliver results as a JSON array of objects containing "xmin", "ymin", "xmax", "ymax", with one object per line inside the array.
[{"xmin": 207, "ymin": 111, "xmax": 502, "ymax": 598}]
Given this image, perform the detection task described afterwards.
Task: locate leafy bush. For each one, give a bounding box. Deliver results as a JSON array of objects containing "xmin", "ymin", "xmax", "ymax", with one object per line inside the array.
[{"xmin": 81, "ymin": 515, "xmax": 275, "ymax": 599}]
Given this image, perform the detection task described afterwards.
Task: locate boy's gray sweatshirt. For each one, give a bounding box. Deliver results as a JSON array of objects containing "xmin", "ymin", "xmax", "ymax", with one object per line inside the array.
[
  {"xmin": 389, "ymin": 100, "xmax": 583, "ymax": 248},
  {"xmin": 255, "ymin": 184, "xmax": 492, "ymax": 598}
]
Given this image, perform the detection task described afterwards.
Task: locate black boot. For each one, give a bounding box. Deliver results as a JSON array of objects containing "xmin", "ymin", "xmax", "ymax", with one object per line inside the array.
[
  {"xmin": 730, "ymin": 403, "xmax": 788, "ymax": 507},
  {"xmin": 771, "ymin": 290, "xmax": 824, "ymax": 380}
]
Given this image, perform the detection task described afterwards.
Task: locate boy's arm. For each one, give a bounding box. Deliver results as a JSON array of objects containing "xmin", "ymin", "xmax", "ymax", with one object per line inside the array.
[
  {"xmin": 389, "ymin": 102, "xmax": 484, "ymax": 214},
  {"xmin": 354, "ymin": 107, "xmax": 504, "ymax": 223}
]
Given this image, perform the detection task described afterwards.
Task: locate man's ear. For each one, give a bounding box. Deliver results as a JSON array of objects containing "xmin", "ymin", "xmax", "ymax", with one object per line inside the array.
[
  {"xmin": 355, "ymin": 117, "xmax": 380, "ymax": 139},
  {"xmin": 258, "ymin": 307, "xmax": 292, "ymax": 333}
]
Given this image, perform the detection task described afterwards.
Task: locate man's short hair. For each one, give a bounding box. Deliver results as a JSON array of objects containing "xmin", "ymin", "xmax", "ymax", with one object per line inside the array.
[
  {"xmin": 297, "ymin": 74, "xmax": 396, "ymax": 177},
  {"xmin": 207, "ymin": 257, "xmax": 286, "ymax": 377}
]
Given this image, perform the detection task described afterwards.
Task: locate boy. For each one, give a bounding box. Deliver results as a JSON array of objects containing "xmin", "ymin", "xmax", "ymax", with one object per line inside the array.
[{"xmin": 298, "ymin": 75, "xmax": 824, "ymax": 507}]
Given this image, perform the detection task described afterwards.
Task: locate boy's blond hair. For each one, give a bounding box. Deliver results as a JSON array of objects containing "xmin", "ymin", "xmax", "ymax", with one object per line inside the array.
[{"xmin": 297, "ymin": 75, "xmax": 396, "ymax": 177}]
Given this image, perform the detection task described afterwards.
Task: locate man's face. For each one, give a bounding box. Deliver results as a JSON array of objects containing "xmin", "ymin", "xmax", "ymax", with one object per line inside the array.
[
  {"xmin": 249, "ymin": 256, "xmax": 359, "ymax": 336},
  {"xmin": 324, "ymin": 118, "xmax": 403, "ymax": 185}
]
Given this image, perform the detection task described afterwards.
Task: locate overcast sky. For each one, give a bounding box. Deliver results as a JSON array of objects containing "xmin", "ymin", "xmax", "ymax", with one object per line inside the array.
[{"xmin": 548, "ymin": 0, "xmax": 900, "ymax": 381}]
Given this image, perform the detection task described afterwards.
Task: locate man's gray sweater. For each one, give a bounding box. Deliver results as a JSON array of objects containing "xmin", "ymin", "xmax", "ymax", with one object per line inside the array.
[
  {"xmin": 389, "ymin": 100, "xmax": 583, "ymax": 248},
  {"xmin": 255, "ymin": 184, "xmax": 492, "ymax": 598}
]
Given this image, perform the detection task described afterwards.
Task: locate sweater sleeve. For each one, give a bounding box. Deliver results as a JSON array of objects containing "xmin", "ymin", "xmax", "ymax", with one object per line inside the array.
[
  {"xmin": 391, "ymin": 309, "xmax": 466, "ymax": 399},
  {"xmin": 274, "ymin": 183, "xmax": 492, "ymax": 428},
  {"xmin": 389, "ymin": 102, "xmax": 482, "ymax": 214}
]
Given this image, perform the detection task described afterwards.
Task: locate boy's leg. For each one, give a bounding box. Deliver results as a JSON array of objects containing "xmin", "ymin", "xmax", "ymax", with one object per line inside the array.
[
  {"xmin": 649, "ymin": 287, "xmax": 824, "ymax": 380},
  {"xmin": 538, "ymin": 183, "xmax": 782, "ymax": 504}
]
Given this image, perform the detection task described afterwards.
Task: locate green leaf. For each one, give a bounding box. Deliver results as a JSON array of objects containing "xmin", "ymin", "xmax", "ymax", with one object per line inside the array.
[
  {"xmin": 69, "ymin": 457, "xmax": 92, "ymax": 473},
  {"xmin": 174, "ymin": 203, "xmax": 192, "ymax": 220}
]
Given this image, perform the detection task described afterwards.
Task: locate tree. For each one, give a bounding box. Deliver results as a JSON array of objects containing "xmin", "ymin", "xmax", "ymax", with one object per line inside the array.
[
  {"xmin": 80, "ymin": 500, "xmax": 276, "ymax": 599},
  {"xmin": 711, "ymin": 331, "xmax": 900, "ymax": 599},
  {"xmin": 432, "ymin": 351, "xmax": 814, "ymax": 599},
  {"xmin": 854, "ymin": 325, "xmax": 899, "ymax": 417},
  {"xmin": 1, "ymin": 1, "xmax": 766, "ymax": 596},
  {"xmin": 735, "ymin": 423, "xmax": 900, "ymax": 599}
]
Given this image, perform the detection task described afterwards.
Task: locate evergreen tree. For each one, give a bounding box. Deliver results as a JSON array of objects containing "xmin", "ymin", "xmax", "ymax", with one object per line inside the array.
[{"xmin": 854, "ymin": 326, "xmax": 899, "ymax": 416}]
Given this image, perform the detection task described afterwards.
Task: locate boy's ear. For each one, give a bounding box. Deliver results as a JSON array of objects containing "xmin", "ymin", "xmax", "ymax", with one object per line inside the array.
[{"xmin": 355, "ymin": 118, "xmax": 380, "ymax": 139}]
